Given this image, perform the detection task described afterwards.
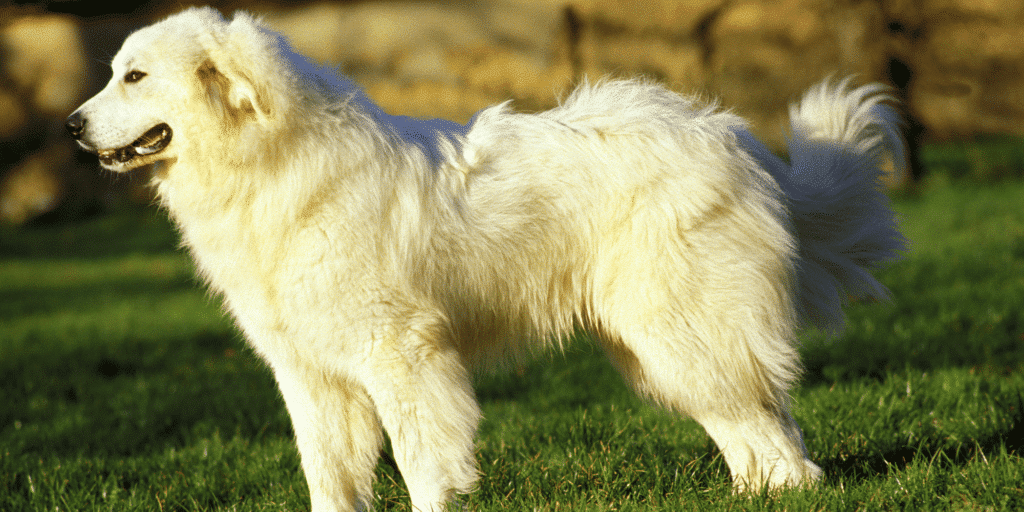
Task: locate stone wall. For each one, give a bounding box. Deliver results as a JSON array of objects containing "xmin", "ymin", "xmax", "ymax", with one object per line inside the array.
[
  {"xmin": 2, "ymin": 0, "xmax": 1022, "ymax": 223},
  {"xmin": 1, "ymin": 12, "xmax": 85, "ymax": 224}
]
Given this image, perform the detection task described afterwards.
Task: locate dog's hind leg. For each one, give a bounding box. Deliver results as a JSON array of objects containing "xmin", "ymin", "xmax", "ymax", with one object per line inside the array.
[
  {"xmin": 589, "ymin": 172, "xmax": 822, "ymax": 490},
  {"xmin": 356, "ymin": 309, "xmax": 481, "ymax": 512},
  {"xmin": 271, "ymin": 361, "xmax": 383, "ymax": 512},
  {"xmin": 599, "ymin": 320, "xmax": 822, "ymax": 491},
  {"xmin": 692, "ymin": 406, "xmax": 822, "ymax": 490}
]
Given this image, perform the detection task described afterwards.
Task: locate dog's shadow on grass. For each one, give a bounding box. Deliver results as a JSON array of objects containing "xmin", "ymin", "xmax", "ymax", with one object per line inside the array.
[
  {"xmin": 803, "ymin": 330, "xmax": 1024, "ymax": 487},
  {"xmin": 819, "ymin": 412, "xmax": 1023, "ymax": 486}
]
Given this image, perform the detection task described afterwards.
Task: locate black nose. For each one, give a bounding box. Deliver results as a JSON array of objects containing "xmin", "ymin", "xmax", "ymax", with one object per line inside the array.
[{"xmin": 65, "ymin": 112, "xmax": 85, "ymax": 139}]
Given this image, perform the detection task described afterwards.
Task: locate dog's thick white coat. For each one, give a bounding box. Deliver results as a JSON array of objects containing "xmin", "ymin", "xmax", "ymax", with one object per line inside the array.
[{"xmin": 69, "ymin": 8, "xmax": 905, "ymax": 511}]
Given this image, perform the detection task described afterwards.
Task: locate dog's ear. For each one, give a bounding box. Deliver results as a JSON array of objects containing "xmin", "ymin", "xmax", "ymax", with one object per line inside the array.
[{"xmin": 196, "ymin": 12, "xmax": 286, "ymax": 126}]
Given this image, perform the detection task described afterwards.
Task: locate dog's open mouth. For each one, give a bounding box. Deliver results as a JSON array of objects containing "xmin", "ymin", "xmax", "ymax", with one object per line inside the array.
[{"xmin": 98, "ymin": 123, "xmax": 172, "ymax": 166}]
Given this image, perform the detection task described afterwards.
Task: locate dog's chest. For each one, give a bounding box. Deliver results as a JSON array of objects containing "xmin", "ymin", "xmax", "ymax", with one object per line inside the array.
[{"xmin": 184, "ymin": 212, "xmax": 373, "ymax": 335}]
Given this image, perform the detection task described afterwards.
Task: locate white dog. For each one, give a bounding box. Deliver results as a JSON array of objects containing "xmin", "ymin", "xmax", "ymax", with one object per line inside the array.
[{"xmin": 68, "ymin": 7, "xmax": 904, "ymax": 511}]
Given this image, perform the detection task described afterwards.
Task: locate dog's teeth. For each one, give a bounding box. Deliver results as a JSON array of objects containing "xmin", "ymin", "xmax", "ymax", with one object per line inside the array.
[{"xmin": 116, "ymin": 146, "xmax": 138, "ymax": 162}]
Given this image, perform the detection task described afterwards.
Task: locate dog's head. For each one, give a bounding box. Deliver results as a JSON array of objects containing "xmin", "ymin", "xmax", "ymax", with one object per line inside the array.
[{"xmin": 66, "ymin": 7, "xmax": 292, "ymax": 172}]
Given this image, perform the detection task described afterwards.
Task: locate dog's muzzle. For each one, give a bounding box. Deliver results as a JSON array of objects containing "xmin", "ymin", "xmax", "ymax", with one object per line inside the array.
[{"xmin": 65, "ymin": 112, "xmax": 173, "ymax": 166}]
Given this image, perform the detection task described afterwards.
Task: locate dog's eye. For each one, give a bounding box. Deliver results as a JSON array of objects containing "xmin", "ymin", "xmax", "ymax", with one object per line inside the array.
[{"xmin": 124, "ymin": 70, "xmax": 147, "ymax": 83}]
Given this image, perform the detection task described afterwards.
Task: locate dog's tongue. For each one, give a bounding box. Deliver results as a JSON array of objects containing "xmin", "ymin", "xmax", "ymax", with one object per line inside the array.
[{"xmin": 133, "ymin": 124, "xmax": 171, "ymax": 155}]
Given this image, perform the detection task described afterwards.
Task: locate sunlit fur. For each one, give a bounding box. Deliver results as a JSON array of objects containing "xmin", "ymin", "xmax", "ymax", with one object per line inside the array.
[{"xmin": 68, "ymin": 7, "xmax": 904, "ymax": 511}]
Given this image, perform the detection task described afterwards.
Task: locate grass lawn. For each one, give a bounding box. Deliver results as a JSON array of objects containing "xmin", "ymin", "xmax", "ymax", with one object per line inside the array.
[{"xmin": 2, "ymin": 162, "xmax": 1023, "ymax": 510}]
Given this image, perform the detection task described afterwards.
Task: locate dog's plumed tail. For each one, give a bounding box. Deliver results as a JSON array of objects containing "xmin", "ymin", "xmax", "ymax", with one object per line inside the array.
[
  {"xmin": 786, "ymin": 78, "xmax": 907, "ymax": 333},
  {"xmin": 741, "ymin": 78, "xmax": 906, "ymax": 333}
]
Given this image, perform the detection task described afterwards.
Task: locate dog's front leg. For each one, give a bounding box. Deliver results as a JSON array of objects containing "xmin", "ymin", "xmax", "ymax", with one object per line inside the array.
[
  {"xmin": 271, "ymin": 360, "xmax": 383, "ymax": 512},
  {"xmin": 357, "ymin": 314, "xmax": 481, "ymax": 512}
]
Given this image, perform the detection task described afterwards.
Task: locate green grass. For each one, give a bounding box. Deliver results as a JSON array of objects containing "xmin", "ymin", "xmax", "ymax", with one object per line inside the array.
[
  {"xmin": 3, "ymin": 164, "xmax": 1024, "ymax": 510},
  {"xmin": 919, "ymin": 135, "xmax": 1024, "ymax": 182}
]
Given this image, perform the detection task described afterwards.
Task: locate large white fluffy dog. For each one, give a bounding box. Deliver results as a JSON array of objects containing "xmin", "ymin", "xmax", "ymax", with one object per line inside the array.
[{"xmin": 67, "ymin": 7, "xmax": 904, "ymax": 511}]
